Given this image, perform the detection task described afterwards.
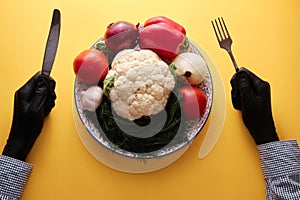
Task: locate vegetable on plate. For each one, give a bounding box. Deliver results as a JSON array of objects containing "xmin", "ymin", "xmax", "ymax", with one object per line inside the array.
[
  {"xmin": 144, "ymin": 16, "xmax": 186, "ymax": 35},
  {"xmin": 81, "ymin": 86, "xmax": 103, "ymax": 112},
  {"xmin": 104, "ymin": 21, "xmax": 138, "ymax": 53},
  {"xmin": 103, "ymin": 49, "xmax": 175, "ymax": 120},
  {"xmin": 179, "ymin": 85, "xmax": 207, "ymax": 119},
  {"xmin": 139, "ymin": 16, "xmax": 188, "ymax": 59},
  {"xmin": 171, "ymin": 52, "xmax": 208, "ymax": 85},
  {"xmin": 73, "ymin": 49, "xmax": 109, "ymax": 84}
]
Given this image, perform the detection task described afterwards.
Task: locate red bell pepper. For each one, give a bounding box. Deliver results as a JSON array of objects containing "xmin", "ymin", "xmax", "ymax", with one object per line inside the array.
[
  {"xmin": 139, "ymin": 16, "xmax": 187, "ymax": 59},
  {"xmin": 144, "ymin": 16, "xmax": 186, "ymax": 35}
]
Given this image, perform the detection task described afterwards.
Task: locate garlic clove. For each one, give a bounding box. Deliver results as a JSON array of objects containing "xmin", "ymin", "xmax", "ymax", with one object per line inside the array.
[{"xmin": 81, "ymin": 86, "xmax": 103, "ymax": 112}]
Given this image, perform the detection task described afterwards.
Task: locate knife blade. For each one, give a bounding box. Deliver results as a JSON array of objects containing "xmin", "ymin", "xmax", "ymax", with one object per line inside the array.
[{"xmin": 42, "ymin": 9, "xmax": 61, "ymax": 76}]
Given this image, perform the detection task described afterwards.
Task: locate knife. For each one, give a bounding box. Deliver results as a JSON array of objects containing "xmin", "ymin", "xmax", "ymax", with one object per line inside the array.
[{"xmin": 41, "ymin": 9, "xmax": 61, "ymax": 76}]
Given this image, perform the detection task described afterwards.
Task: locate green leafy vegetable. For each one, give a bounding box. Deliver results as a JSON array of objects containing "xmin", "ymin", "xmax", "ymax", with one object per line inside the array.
[
  {"xmin": 95, "ymin": 41, "xmax": 115, "ymax": 63},
  {"xmin": 180, "ymin": 37, "xmax": 190, "ymax": 52},
  {"xmin": 169, "ymin": 63, "xmax": 177, "ymax": 78},
  {"xmin": 95, "ymin": 90, "xmax": 186, "ymax": 153},
  {"xmin": 103, "ymin": 73, "xmax": 115, "ymax": 97}
]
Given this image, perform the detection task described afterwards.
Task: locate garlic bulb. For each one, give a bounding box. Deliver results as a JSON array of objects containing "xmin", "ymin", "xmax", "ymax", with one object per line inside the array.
[
  {"xmin": 81, "ymin": 86, "xmax": 103, "ymax": 112},
  {"xmin": 173, "ymin": 52, "xmax": 208, "ymax": 85}
]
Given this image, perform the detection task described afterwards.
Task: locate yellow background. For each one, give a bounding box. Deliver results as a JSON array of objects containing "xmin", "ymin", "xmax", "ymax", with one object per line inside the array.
[{"xmin": 1, "ymin": 0, "xmax": 300, "ymax": 199}]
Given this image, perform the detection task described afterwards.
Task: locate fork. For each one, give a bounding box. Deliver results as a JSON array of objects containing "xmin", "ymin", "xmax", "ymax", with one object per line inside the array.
[{"xmin": 212, "ymin": 17, "xmax": 239, "ymax": 72}]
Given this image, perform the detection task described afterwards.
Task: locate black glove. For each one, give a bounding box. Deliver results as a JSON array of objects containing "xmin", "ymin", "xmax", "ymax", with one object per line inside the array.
[
  {"xmin": 230, "ymin": 67, "xmax": 279, "ymax": 145},
  {"xmin": 2, "ymin": 72, "xmax": 56, "ymax": 161}
]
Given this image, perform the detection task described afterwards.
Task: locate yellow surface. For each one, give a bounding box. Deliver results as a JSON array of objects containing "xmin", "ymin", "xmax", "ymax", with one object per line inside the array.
[{"xmin": 0, "ymin": 0, "xmax": 300, "ymax": 199}]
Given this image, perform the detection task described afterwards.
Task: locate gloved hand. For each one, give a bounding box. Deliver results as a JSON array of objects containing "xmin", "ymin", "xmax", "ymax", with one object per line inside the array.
[
  {"xmin": 230, "ymin": 67, "xmax": 279, "ymax": 145},
  {"xmin": 2, "ymin": 72, "xmax": 56, "ymax": 161}
]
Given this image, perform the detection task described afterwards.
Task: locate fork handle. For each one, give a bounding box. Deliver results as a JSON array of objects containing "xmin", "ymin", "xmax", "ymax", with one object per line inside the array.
[{"xmin": 227, "ymin": 50, "xmax": 239, "ymax": 72}]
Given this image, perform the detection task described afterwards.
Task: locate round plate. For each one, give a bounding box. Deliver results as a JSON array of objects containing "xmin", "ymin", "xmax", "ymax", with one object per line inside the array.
[{"xmin": 74, "ymin": 38, "xmax": 213, "ymax": 159}]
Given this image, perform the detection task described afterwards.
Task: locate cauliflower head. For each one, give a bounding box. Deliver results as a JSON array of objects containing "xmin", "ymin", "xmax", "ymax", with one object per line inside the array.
[{"xmin": 104, "ymin": 49, "xmax": 175, "ymax": 120}]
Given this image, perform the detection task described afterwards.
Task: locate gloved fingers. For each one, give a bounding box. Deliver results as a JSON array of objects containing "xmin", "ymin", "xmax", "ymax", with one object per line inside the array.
[
  {"xmin": 239, "ymin": 67, "xmax": 263, "ymax": 82},
  {"xmin": 49, "ymin": 76, "xmax": 56, "ymax": 94},
  {"xmin": 230, "ymin": 67, "xmax": 253, "ymax": 110},
  {"xmin": 17, "ymin": 72, "xmax": 41, "ymax": 103},
  {"xmin": 238, "ymin": 67, "xmax": 270, "ymax": 96},
  {"xmin": 230, "ymin": 73, "xmax": 242, "ymax": 110},
  {"xmin": 48, "ymin": 76, "xmax": 56, "ymax": 101},
  {"xmin": 44, "ymin": 99, "xmax": 55, "ymax": 116},
  {"xmin": 44, "ymin": 76, "xmax": 56, "ymax": 116},
  {"xmin": 235, "ymin": 69, "xmax": 257, "ymax": 107},
  {"xmin": 32, "ymin": 74, "xmax": 50, "ymax": 113},
  {"xmin": 231, "ymin": 90, "xmax": 242, "ymax": 110},
  {"xmin": 44, "ymin": 92, "xmax": 56, "ymax": 116}
]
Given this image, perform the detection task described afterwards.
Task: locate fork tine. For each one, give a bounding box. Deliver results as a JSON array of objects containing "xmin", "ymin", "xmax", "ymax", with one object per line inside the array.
[
  {"xmin": 218, "ymin": 17, "xmax": 227, "ymax": 39},
  {"xmin": 214, "ymin": 19, "xmax": 224, "ymax": 40},
  {"xmin": 211, "ymin": 20, "xmax": 220, "ymax": 42},
  {"xmin": 221, "ymin": 17, "xmax": 230, "ymax": 38}
]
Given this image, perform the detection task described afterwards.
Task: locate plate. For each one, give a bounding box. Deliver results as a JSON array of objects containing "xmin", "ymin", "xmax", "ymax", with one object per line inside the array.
[{"xmin": 74, "ymin": 38, "xmax": 213, "ymax": 160}]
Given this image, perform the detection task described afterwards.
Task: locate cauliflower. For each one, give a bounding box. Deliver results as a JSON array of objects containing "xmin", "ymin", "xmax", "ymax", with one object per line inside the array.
[{"xmin": 104, "ymin": 49, "xmax": 175, "ymax": 120}]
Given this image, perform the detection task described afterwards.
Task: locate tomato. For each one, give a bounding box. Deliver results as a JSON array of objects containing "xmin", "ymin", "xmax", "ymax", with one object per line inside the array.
[
  {"xmin": 179, "ymin": 86, "xmax": 207, "ymax": 119},
  {"xmin": 73, "ymin": 49, "xmax": 109, "ymax": 84}
]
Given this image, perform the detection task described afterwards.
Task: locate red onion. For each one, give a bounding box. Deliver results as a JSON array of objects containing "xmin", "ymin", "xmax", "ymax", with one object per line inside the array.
[{"xmin": 104, "ymin": 21, "xmax": 138, "ymax": 53}]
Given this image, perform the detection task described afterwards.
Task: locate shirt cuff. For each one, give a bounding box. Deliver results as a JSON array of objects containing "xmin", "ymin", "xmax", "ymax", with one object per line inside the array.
[
  {"xmin": 257, "ymin": 140, "xmax": 300, "ymax": 179},
  {"xmin": 0, "ymin": 155, "xmax": 33, "ymax": 199}
]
